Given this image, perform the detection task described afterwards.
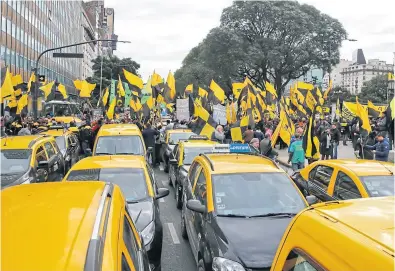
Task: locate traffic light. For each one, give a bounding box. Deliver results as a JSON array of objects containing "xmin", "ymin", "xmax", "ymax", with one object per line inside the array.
[{"xmin": 111, "ymin": 34, "xmax": 118, "ymax": 51}]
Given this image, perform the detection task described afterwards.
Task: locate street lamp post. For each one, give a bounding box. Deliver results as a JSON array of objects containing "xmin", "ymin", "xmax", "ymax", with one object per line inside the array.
[{"xmin": 31, "ymin": 39, "xmax": 131, "ymax": 119}]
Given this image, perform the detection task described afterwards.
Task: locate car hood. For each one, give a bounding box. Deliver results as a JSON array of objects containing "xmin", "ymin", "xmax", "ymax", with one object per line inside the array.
[
  {"xmin": 127, "ymin": 200, "xmax": 154, "ymax": 231},
  {"xmin": 215, "ymin": 216, "xmax": 292, "ymax": 269},
  {"xmin": 54, "ymin": 116, "xmax": 82, "ymax": 124}
]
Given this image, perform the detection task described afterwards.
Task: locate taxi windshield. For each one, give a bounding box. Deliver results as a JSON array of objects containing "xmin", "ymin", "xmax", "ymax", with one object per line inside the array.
[
  {"xmin": 183, "ymin": 146, "xmax": 213, "ymax": 165},
  {"xmin": 67, "ymin": 168, "xmax": 148, "ymax": 201},
  {"xmin": 212, "ymin": 173, "xmax": 306, "ymax": 216},
  {"xmin": 168, "ymin": 132, "xmax": 196, "ymax": 144},
  {"xmin": 1, "ymin": 150, "xmax": 31, "ymax": 175},
  {"xmin": 95, "ymin": 136, "xmax": 144, "ymax": 155},
  {"xmin": 55, "ymin": 136, "xmax": 66, "ymax": 152},
  {"xmin": 360, "ymin": 176, "xmax": 394, "ymax": 197}
]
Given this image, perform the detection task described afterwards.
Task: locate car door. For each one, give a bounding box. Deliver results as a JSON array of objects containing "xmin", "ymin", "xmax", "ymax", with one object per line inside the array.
[
  {"xmin": 184, "ymin": 163, "xmax": 202, "ymax": 256},
  {"xmin": 192, "ymin": 169, "xmax": 207, "ymax": 254},
  {"xmin": 34, "ymin": 145, "xmax": 49, "ymax": 183},
  {"xmin": 308, "ymin": 165, "xmax": 335, "ymax": 201},
  {"xmin": 44, "ymin": 142, "xmax": 62, "ymax": 181},
  {"xmin": 170, "ymin": 144, "xmax": 180, "ymax": 186},
  {"xmin": 331, "ymin": 171, "xmax": 363, "ymax": 200}
]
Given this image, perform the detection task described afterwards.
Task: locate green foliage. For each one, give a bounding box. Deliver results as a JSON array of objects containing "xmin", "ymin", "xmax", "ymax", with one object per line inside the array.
[
  {"xmin": 175, "ymin": 1, "xmax": 347, "ymax": 98},
  {"xmin": 358, "ymin": 75, "xmax": 393, "ymax": 104},
  {"xmin": 327, "ymin": 86, "xmax": 357, "ymax": 103},
  {"xmin": 86, "ymin": 55, "xmax": 140, "ymax": 90}
]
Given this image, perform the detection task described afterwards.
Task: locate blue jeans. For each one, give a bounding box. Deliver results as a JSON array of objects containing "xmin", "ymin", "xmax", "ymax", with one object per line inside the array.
[
  {"xmin": 292, "ymin": 162, "xmax": 305, "ymax": 171},
  {"xmin": 332, "ymin": 142, "xmax": 338, "ymax": 159}
]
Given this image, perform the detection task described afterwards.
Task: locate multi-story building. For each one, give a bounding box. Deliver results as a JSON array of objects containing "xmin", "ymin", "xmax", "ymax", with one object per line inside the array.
[
  {"xmin": 81, "ymin": 6, "xmax": 97, "ymax": 79},
  {"xmin": 340, "ymin": 49, "xmax": 393, "ymax": 94},
  {"xmin": 323, "ymin": 59, "xmax": 352, "ymax": 88},
  {"xmin": 1, "ymin": 0, "xmax": 85, "ymax": 93}
]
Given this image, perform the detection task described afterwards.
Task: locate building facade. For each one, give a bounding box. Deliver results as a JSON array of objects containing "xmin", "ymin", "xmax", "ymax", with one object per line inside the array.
[
  {"xmin": 340, "ymin": 49, "xmax": 393, "ymax": 94},
  {"xmin": 1, "ymin": 0, "xmax": 85, "ymax": 92},
  {"xmin": 1, "ymin": 0, "xmax": 116, "ymax": 94},
  {"xmin": 323, "ymin": 59, "xmax": 353, "ymax": 88}
]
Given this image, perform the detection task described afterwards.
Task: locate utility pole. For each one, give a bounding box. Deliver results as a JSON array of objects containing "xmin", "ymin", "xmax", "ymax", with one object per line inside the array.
[{"xmin": 32, "ymin": 39, "xmax": 130, "ymax": 119}]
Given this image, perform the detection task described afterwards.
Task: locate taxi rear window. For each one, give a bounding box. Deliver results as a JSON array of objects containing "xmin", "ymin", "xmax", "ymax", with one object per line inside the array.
[
  {"xmin": 360, "ymin": 176, "xmax": 394, "ymax": 197},
  {"xmin": 183, "ymin": 147, "xmax": 213, "ymax": 165},
  {"xmin": 95, "ymin": 136, "xmax": 144, "ymax": 155},
  {"xmin": 168, "ymin": 132, "xmax": 196, "ymax": 144},
  {"xmin": 67, "ymin": 168, "xmax": 148, "ymax": 201}
]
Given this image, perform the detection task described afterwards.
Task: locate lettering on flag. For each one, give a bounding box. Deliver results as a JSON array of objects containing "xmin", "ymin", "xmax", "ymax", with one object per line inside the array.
[
  {"xmin": 212, "ymin": 104, "xmax": 227, "ymax": 125},
  {"xmin": 176, "ymin": 98, "xmax": 189, "ymax": 121}
]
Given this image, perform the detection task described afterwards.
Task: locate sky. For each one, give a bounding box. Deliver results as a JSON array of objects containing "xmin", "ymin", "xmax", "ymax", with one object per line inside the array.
[{"xmin": 108, "ymin": 0, "xmax": 395, "ymax": 81}]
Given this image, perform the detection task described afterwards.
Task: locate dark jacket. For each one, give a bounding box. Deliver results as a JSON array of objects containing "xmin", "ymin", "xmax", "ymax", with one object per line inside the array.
[
  {"xmin": 330, "ymin": 128, "xmax": 341, "ymax": 143},
  {"xmin": 142, "ymin": 128, "xmax": 159, "ymax": 147},
  {"xmin": 365, "ymin": 139, "xmax": 390, "ymax": 161}
]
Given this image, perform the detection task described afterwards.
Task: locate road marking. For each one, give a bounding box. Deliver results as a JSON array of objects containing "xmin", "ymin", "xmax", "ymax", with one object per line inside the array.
[
  {"xmin": 159, "ymin": 165, "xmax": 164, "ymax": 171},
  {"xmin": 159, "ymin": 198, "xmax": 165, "ymax": 203},
  {"xmin": 166, "ymin": 223, "xmax": 180, "ymax": 244},
  {"xmin": 162, "ymin": 180, "xmax": 167, "ymax": 187}
]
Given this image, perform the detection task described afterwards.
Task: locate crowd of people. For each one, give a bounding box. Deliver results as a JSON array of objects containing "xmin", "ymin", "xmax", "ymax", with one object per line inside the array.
[{"xmin": 1, "ymin": 108, "xmax": 392, "ymax": 169}]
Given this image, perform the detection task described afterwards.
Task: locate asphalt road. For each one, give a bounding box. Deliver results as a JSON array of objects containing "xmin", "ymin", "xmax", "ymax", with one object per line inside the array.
[{"xmin": 155, "ymin": 166, "xmax": 196, "ymax": 271}]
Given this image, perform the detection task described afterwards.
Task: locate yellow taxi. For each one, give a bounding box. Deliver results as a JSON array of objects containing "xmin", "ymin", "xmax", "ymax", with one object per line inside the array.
[
  {"xmin": 181, "ymin": 144, "xmax": 311, "ymax": 271},
  {"xmin": 168, "ymin": 135, "xmax": 217, "ymax": 208},
  {"xmin": 271, "ymin": 197, "xmax": 394, "ymax": 271},
  {"xmin": 40, "ymin": 126, "xmax": 80, "ymax": 172},
  {"xmin": 63, "ymin": 155, "xmax": 169, "ymax": 270},
  {"xmin": 1, "ymin": 181, "xmax": 151, "ymax": 271},
  {"xmin": 161, "ymin": 128, "xmax": 195, "ymax": 172},
  {"xmin": 293, "ymin": 159, "xmax": 394, "ymax": 201},
  {"xmin": 92, "ymin": 124, "xmax": 146, "ymax": 156},
  {"xmin": 0, "ymin": 135, "xmax": 65, "ymax": 188}
]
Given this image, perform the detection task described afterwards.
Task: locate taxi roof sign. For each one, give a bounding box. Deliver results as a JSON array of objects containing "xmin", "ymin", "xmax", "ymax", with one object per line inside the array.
[
  {"xmin": 211, "ymin": 144, "xmax": 251, "ymax": 153},
  {"xmin": 188, "ymin": 135, "xmax": 209, "ymax": 140}
]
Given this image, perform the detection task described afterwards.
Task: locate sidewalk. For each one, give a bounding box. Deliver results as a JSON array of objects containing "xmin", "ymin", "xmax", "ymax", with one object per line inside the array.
[{"xmin": 275, "ymin": 143, "xmax": 395, "ymax": 169}]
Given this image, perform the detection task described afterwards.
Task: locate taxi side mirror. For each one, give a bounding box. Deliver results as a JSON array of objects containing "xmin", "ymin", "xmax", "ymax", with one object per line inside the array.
[
  {"xmin": 155, "ymin": 188, "xmax": 170, "ymax": 200},
  {"xmin": 187, "ymin": 199, "xmax": 206, "ymax": 214},
  {"xmin": 85, "ymin": 148, "xmax": 92, "ymax": 156},
  {"xmin": 37, "ymin": 160, "xmax": 49, "ymax": 169},
  {"xmin": 169, "ymin": 158, "xmax": 178, "ymax": 165},
  {"xmin": 306, "ymin": 195, "xmax": 318, "ymax": 205}
]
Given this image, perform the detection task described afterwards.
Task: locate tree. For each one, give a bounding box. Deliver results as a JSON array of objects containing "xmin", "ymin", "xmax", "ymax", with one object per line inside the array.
[
  {"xmin": 358, "ymin": 75, "xmax": 393, "ymax": 104},
  {"xmin": 87, "ymin": 55, "xmax": 140, "ymax": 90},
  {"xmin": 86, "ymin": 55, "xmax": 140, "ymax": 105},
  {"xmin": 175, "ymin": 1, "xmax": 347, "ymax": 98},
  {"xmin": 327, "ymin": 86, "xmax": 356, "ymax": 103}
]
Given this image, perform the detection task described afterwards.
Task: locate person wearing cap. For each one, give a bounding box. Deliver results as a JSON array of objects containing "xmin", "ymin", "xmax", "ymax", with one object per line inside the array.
[{"xmin": 364, "ymin": 132, "xmax": 390, "ymax": 162}]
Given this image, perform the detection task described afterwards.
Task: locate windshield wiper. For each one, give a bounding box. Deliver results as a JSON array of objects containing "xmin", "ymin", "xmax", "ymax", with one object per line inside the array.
[
  {"xmin": 250, "ymin": 213, "xmax": 297, "ymax": 218},
  {"xmin": 127, "ymin": 200, "xmax": 141, "ymax": 204},
  {"xmin": 117, "ymin": 152, "xmax": 138, "ymax": 155},
  {"xmin": 217, "ymin": 214, "xmax": 249, "ymax": 218},
  {"xmin": 95, "ymin": 152, "xmax": 113, "ymax": 155}
]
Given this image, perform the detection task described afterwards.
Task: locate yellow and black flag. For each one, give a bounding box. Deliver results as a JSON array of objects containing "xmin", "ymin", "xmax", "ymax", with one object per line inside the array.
[
  {"xmin": 367, "ymin": 101, "xmax": 381, "ymax": 118},
  {"xmin": 209, "ymin": 79, "xmax": 225, "ymax": 105},
  {"xmin": 191, "ymin": 102, "xmax": 217, "ymax": 138},
  {"xmin": 232, "ymin": 82, "xmax": 245, "ymax": 99},
  {"xmin": 356, "ymin": 97, "xmax": 371, "ymax": 133},
  {"xmin": 1, "ymin": 68, "xmax": 14, "ymax": 102},
  {"xmin": 151, "ymin": 72, "xmax": 164, "ymax": 100},
  {"xmin": 123, "ymin": 68, "xmax": 143, "ymax": 96},
  {"xmin": 184, "ymin": 84, "xmax": 193, "ymax": 98},
  {"xmin": 323, "ymin": 80, "xmax": 333, "ymax": 100},
  {"xmin": 230, "ymin": 115, "xmax": 249, "ymax": 142},
  {"xmin": 163, "ymin": 71, "xmax": 176, "ymax": 104},
  {"xmin": 385, "ymin": 97, "xmax": 395, "ymax": 121},
  {"xmin": 303, "ymin": 109, "xmax": 320, "ymax": 160}
]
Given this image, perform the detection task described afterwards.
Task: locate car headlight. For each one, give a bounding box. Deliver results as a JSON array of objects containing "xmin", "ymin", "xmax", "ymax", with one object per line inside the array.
[
  {"xmin": 141, "ymin": 221, "xmax": 155, "ymax": 246},
  {"xmin": 212, "ymin": 257, "xmax": 246, "ymax": 271},
  {"xmin": 20, "ymin": 172, "xmax": 32, "ymax": 185}
]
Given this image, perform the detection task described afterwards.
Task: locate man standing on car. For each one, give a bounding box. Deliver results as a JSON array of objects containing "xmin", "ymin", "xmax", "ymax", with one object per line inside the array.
[{"xmin": 142, "ymin": 123, "xmax": 160, "ymax": 167}]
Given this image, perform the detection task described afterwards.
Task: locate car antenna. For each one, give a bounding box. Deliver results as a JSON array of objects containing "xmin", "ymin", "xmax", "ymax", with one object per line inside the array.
[{"xmin": 378, "ymin": 161, "xmax": 394, "ymax": 175}]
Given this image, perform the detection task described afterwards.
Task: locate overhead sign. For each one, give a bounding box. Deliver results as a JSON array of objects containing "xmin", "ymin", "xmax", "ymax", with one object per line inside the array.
[
  {"xmin": 212, "ymin": 104, "xmax": 227, "ymax": 125},
  {"xmin": 176, "ymin": 98, "xmax": 189, "ymax": 121},
  {"xmin": 53, "ymin": 53, "xmax": 84, "ymax": 58}
]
